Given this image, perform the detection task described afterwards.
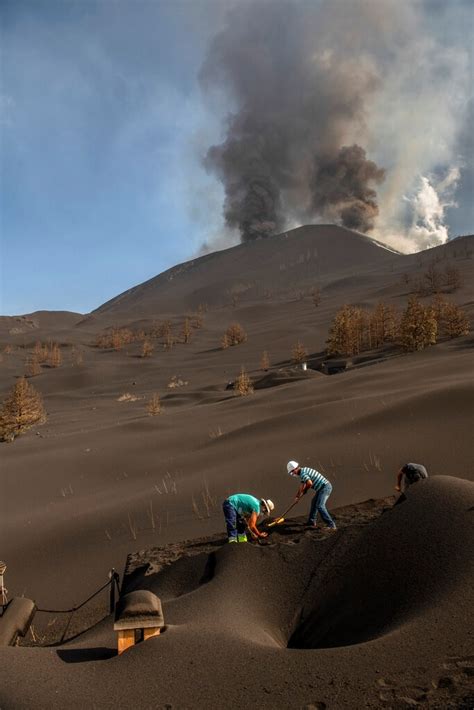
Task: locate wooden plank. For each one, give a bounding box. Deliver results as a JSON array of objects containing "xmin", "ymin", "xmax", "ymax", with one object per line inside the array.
[
  {"xmin": 117, "ymin": 629, "xmax": 135, "ymax": 655},
  {"xmin": 143, "ymin": 627, "xmax": 161, "ymax": 641}
]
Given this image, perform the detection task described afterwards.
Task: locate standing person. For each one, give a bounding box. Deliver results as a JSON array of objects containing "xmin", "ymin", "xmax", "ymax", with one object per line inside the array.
[
  {"xmin": 222, "ymin": 494, "xmax": 274, "ymax": 543},
  {"xmin": 395, "ymin": 462, "xmax": 428, "ymax": 492},
  {"xmin": 287, "ymin": 460, "xmax": 337, "ymax": 530}
]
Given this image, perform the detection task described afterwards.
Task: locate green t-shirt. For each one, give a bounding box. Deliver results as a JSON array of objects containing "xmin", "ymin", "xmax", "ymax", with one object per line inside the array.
[{"xmin": 228, "ymin": 494, "xmax": 261, "ymax": 517}]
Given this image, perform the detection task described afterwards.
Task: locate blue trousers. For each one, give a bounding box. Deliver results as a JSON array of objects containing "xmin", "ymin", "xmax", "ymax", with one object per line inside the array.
[
  {"xmin": 223, "ymin": 500, "xmax": 247, "ymax": 539},
  {"xmin": 308, "ymin": 483, "xmax": 336, "ymax": 527}
]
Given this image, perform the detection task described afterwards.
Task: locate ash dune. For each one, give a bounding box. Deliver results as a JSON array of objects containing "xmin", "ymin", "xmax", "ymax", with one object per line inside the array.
[
  {"xmin": 1, "ymin": 479, "xmax": 473, "ymax": 709},
  {"xmin": 1, "ymin": 225, "xmax": 473, "ymax": 708}
]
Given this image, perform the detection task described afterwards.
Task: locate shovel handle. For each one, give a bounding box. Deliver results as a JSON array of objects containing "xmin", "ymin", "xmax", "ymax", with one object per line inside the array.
[
  {"xmin": 266, "ymin": 499, "xmax": 301, "ymax": 528},
  {"xmin": 280, "ymin": 499, "xmax": 299, "ymax": 518}
]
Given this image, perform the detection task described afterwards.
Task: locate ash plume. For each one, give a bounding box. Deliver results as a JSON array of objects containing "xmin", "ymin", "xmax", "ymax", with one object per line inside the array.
[
  {"xmin": 200, "ymin": 0, "xmax": 387, "ymax": 242},
  {"xmin": 311, "ymin": 145, "xmax": 385, "ymax": 232},
  {"xmin": 200, "ymin": 0, "xmax": 472, "ymax": 250}
]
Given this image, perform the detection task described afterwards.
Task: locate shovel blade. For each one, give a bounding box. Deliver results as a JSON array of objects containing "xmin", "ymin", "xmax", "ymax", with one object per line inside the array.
[{"xmin": 267, "ymin": 516, "xmax": 285, "ymax": 527}]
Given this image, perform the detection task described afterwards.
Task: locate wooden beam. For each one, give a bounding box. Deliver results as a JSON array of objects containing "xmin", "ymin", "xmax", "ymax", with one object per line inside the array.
[
  {"xmin": 143, "ymin": 627, "xmax": 161, "ymax": 641},
  {"xmin": 117, "ymin": 629, "xmax": 135, "ymax": 655}
]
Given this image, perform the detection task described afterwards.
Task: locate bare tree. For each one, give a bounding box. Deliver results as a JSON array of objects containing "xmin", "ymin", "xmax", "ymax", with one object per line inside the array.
[
  {"xmin": 369, "ymin": 303, "xmax": 398, "ymax": 348},
  {"xmin": 0, "ymin": 377, "xmax": 46, "ymax": 442},
  {"xmin": 147, "ymin": 393, "xmax": 162, "ymax": 416},
  {"xmin": 260, "ymin": 350, "xmax": 270, "ymax": 371},
  {"xmin": 327, "ymin": 305, "xmax": 367, "ymax": 356},
  {"xmin": 423, "ymin": 262, "xmax": 442, "ymax": 295},
  {"xmin": 442, "ymin": 264, "xmax": 462, "ymax": 293},
  {"xmin": 25, "ymin": 355, "xmax": 41, "ymax": 377},
  {"xmin": 221, "ymin": 323, "xmax": 247, "ymax": 348},
  {"xmin": 440, "ymin": 302, "xmax": 470, "ymax": 338},
  {"xmin": 235, "ymin": 367, "xmax": 254, "ymax": 396},
  {"xmin": 399, "ymin": 297, "xmax": 437, "ymax": 352},
  {"xmin": 292, "ymin": 341, "xmax": 308, "ymax": 364},
  {"xmin": 48, "ymin": 343, "xmax": 62, "ymax": 368},
  {"xmin": 182, "ymin": 318, "xmax": 192, "ymax": 344}
]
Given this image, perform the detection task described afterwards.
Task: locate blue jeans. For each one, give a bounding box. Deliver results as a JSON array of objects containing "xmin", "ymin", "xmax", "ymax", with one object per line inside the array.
[
  {"xmin": 223, "ymin": 500, "xmax": 247, "ymax": 539},
  {"xmin": 308, "ymin": 483, "xmax": 335, "ymax": 527}
]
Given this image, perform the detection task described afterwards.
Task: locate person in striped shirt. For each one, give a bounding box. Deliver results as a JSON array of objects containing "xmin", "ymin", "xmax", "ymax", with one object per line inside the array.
[{"xmin": 287, "ymin": 460, "xmax": 337, "ymax": 530}]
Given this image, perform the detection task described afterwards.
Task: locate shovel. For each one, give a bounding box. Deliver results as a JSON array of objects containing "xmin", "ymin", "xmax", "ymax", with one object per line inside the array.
[{"xmin": 266, "ymin": 499, "xmax": 299, "ymax": 527}]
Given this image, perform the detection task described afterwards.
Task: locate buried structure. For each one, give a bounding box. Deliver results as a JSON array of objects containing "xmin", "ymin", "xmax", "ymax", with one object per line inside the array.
[{"xmin": 0, "ymin": 476, "xmax": 473, "ymax": 709}]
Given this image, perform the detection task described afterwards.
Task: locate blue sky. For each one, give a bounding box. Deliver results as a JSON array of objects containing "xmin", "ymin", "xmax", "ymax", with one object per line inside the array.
[
  {"xmin": 1, "ymin": 0, "xmax": 225, "ymax": 314},
  {"xmin": 1, "ymin": 0, "xmax": 472, "ymax": 315}
]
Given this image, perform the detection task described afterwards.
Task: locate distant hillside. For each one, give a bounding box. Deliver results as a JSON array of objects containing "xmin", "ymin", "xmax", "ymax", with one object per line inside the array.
[
  {"xmin": 93, "ymin": 224, "xmax": 403, "ymax": 318},
  {"xmin": 0, "ymin": 310, "xmax": 83, "ymax": 338}
]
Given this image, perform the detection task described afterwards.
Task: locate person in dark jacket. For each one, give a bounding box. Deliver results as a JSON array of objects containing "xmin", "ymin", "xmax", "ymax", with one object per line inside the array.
[{"xmin": 395, "ymin": 462, "xmax": 428, "ymax": 492}]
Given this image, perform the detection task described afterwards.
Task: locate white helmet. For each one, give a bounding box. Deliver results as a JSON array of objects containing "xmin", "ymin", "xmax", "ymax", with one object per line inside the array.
[
  {"xmin": 261, "ymin": 499, "xmax": 274, "ymax": 514},
  {"xmin": 287, "ymin": 460, "xmax": 299, "ymax": 475}
]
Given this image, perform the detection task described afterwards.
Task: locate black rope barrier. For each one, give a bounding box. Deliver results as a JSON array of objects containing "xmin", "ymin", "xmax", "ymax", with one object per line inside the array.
[
  {"xmin": 32, "ymin": 569, "xmax": 121, "ymax": 644},
  {"xmin": 36, "ymin": 579, "xmax": 112, "ymax": 614},
  {"xmin": 36, "ymin": 569, "xmax": 121, "ymax": 614}
]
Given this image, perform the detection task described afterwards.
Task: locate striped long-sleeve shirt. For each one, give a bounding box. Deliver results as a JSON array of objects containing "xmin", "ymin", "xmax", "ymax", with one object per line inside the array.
[{"xmin": 299, "ymin": 466, "xmax": 329, "ymax": 491}]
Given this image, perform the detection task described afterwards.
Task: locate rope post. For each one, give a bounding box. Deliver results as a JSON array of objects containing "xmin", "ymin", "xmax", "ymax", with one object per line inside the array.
[
  {"xmin": 0, "ymin": 561, "xmax": 7, "ymax": 608},
  {"xmin": 109, "ymin": 569, "xmax": 120, "ymax": 614}
]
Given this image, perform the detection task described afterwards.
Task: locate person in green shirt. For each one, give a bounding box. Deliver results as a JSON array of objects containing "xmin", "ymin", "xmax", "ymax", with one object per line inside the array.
[{"xmin": 222, "ymin": 494, "xmax": 274, "ymax": 542}]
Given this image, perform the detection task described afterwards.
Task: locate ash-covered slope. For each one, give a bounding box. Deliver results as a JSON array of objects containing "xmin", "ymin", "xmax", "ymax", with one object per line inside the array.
[
  {"xmin": 1, "ymin": 478, "xmax": 473, "ymax": 710},
  {"xmin": 0, "ymin": 310, "xmax": 83, "ymax": 338},
  {"xmin": 93, "ymin": 224, "xmax": 402, "ymax": 318}
]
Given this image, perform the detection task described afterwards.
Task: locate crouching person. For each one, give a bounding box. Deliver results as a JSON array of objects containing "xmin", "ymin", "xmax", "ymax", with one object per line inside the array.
[
  {"xmin": 395, "ymin": 462, "xmax": 428, "ymax": 492},
  {"xmin": 222, "ymin": 494, "xmax": 274, "ymax": 543}
]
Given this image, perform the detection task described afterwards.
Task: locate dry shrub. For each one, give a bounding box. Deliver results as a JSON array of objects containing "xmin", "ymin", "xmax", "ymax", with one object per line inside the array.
[
  {"xmin": 147, "ymin": 393, "xmax": 162, "ymax": 415},
  {"xmin": 222, "ymin": 323, "xmax": 247, "ymax": 349},
  {"xmin": 141, "ymin": 339, "xmax": 153, "ymax": 358},
  {"xmin": 209, "ymin": 426, "xmax": 224, "ymax": 439},
  {"xmin": 192, "ymin": 480, "xmax": 217, "ymax": 520},
  {"xmin": 25, "ymin": 355, "xmax": 41, "ymax": 377},
  {"xmin": 312, "ymin": 287, "xmax": 321, "ymax": 307},
  {"xmin": 71, "ymin": 347, "xmax": 84, "ymax": 366},
  {"xmin": 163, "ymin": 333, "xmax": 175, "ymax": 350},
  {"xmin": 95, "ymin": 327, "xmax": 134, "ymax": 350},
  {"xmin": 33, "ymin": 341, "xmax": 49, "ymax": 363},
  {"xmin": 192, "ymin": 313, "xmax": 203, "ymax": 329},
  {"xmin": 3, "ymin": 344, "xmax": 13, "ymax": 355},
  {"xmin": 117, "ymin": 393, "xmax": 140, "ymax": 402},
  {"xmin": 167, "ymin": 375, "xmax": 188, "ymax": 389},
  {"xmin": 0, "ymin": 377, "xmax": 46, "ymax": 442},
  {"xmin": 181, "ymin": 318, "xmax": 192, "ymax": 343},
  {"xmin": 235, "ymin": 366, "xmax": 254, "ymax": 396}
]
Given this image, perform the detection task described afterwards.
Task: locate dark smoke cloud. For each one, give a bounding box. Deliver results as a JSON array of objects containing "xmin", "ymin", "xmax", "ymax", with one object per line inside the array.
[
  {"xmin": 311, "ymin": 145, "xmax": 386, "ymax": 232},
  {"xmin": 200, "ymin": 0, "xmax": 389, "ymax": 241}
]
